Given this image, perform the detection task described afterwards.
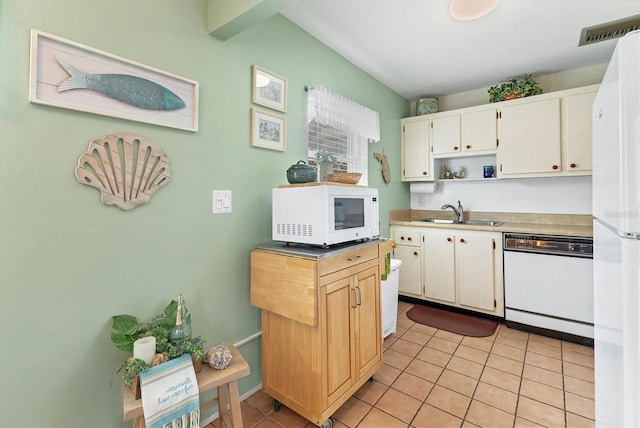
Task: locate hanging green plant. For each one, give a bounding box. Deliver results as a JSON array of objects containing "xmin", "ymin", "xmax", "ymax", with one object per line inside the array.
[{"xmin": 488, "ymin": 74, "xmax": 542, "ymax": 103}]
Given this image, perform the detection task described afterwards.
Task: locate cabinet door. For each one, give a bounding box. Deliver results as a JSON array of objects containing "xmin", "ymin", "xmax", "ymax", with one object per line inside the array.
[
  {"xmin": 564, "ymin": 91, "xmax": 596, "ymax": 173},
  {"xmin": 423, "ymin": 231, "xmax": 456, "ymax": 303},
  {"xmin": 402, "ymin": 119, "xmax": 431, "ymax": 180},
  {"xmin": 498, "ymin": 98, "xmax": 561, "ymax": 175},
  {"xmin": 394, "ymin": 245, "xmax": 422, "ymax": 297},
  {"xmin": 353, "ymin": 266, "xmax": 382, "ymax": 379},
  {"xmin": 431, "ymin": 115, "xmax": 461, "ymax": 155},
  {"xmin": 324, "ymin": 276, "xmax": 354, "ymax": 404},
  {"xmin": 463, "ymin": 108, "xmax": 497, "ymax": 152},
  {"xmin": 456, "ymin": 235, "xmax": 495, "ymax": 311}
]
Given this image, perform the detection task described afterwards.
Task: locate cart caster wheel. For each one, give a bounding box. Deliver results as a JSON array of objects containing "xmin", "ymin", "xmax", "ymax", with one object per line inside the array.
[
  {"xmin": 320, "ymin": 418, "xmax": 333, "ymax": 428},
  {"xmin": 273, "ymin": 399, "xmax": 281, "ymax": 412}
]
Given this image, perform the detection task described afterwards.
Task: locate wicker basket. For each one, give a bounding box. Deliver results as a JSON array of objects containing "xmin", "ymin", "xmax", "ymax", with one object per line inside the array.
[{"xmin": 327, "ymin": 173, "xmax": 362, "ymax": 184}]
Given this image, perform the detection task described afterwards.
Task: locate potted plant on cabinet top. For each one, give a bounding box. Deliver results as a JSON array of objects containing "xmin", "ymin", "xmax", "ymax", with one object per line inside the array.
[{"xmin": 488, "ymin": 74, "xmax": 542, "ymax": 103}]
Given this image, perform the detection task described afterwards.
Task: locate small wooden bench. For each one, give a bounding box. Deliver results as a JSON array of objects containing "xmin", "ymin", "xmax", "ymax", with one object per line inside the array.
[{"xmin": 123, "ymin": 345, "xmax": 250, "ymax": 427}]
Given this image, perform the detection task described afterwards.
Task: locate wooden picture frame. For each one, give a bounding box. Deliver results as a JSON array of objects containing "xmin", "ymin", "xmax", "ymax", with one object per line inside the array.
[
  {"xmin": 250, "ymin": 108, "xmax": 286, "ymax": 151},
  {"xmin": 251, "ymin": 65, "xmax": 287, "ymax": 112},
  {"xmin": 29, "ymin": 29, "xmax": 199, "ymax": 132}
]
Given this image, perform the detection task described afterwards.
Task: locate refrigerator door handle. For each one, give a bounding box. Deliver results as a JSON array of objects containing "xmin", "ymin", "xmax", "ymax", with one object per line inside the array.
[{"xmin": 595, "ymin": 218, "xmax": 640, "ymax": 240}]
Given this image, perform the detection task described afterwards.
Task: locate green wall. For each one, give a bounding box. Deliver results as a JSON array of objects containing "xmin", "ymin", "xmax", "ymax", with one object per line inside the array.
[{"xmin": 0, "ymin": 1, "xmax": 409, "ymax": 426}]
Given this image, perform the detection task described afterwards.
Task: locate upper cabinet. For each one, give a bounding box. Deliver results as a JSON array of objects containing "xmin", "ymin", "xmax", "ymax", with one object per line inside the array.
[
  {"xmin": 431, "ymin": 107, "xmax": 497, "ymax": 157},
  {"xmin": 401, "ymin": 116, "xmax": 433, "ymax": 181},
  {"xmin": 497, "ymin": 98, "xmax": 562, "ymax": 176},
  {"xmin": 431, "ymin": 115, "xmax": 460, "ymax": 155},
  {"xmin": 563, "ymin": 91, "xmax": 597, "ymax": 173},
  {"xmin": 401, "ymin": 84, "xmax": 599, "ymax": 181},
  {"xmin": 462, "ymin": 108, "xmax": 498, "ymax": 154}
]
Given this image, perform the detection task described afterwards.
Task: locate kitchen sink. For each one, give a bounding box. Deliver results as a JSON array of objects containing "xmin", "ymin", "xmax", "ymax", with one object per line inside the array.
[
  {"xmin": 418, "ymin": 219, "xmax": 504, "ymax": 227},
  {"xmin": 420, "ymin": 218, "xmax": 457, "ymax": 224},
  {"xmin": 462, "ymin": 220, "xmax": 504, "ymax": 226}
]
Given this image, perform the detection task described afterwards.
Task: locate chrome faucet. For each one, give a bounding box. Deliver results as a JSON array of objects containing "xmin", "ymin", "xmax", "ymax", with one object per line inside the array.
[{"xmin": 441, "ymin": 200, "xmax": 464, "ymax": 223}]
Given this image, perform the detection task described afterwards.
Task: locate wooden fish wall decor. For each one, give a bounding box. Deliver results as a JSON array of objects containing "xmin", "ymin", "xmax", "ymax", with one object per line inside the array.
[
  {"xmin": 57, "ymin": 57, "xmax": 186, "ymax": 111},
  {"xmin": 373, "ymin": 152, "xmax": 391, "ymax": 184},
  {"xmin": 75, "ymin": 133, "xmax": 171, "ymax": 210}
]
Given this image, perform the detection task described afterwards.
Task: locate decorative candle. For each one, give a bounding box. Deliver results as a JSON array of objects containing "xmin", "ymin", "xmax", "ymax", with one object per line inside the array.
[{"xmin": 133, "ymin": 336, "xmax": 156, "ymax": 364}]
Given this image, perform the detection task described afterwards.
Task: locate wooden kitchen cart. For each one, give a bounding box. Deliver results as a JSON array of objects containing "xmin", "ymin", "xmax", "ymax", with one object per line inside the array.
[{"xmin": 250, "ymin": 239, "xmax": 393, "ymax": 427}]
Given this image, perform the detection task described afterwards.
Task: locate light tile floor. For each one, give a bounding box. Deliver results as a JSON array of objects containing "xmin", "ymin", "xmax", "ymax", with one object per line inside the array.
[{"xmin": 207, "ymin": 301, "xmax": 595, "ymax": 428}]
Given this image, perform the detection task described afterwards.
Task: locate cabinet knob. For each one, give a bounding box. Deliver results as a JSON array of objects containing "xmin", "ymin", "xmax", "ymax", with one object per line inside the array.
[
  {"xmin": 413, "ymin": 251, "xmax": 418, "ymax": 256},
  {"xmin": 552, "ymin": 165, "xmax": 559, "ymax": 170},
  {"xmin": 466, "ymin": 145, "xmax": 471, "ymax": 150},
  {"xmin": 447, "ymin": 237, "xmax": 452, "ymax": 242},
  {"xmin": 400, "ymin": 236, "xmax": 405, "ymax": 241},
  {"xmin": 453, "ymin": 146, "xmax": 459, "ymax": 151},
  {"xmin": 407, "ymin": 237, "xmax": 412, "ymax": 241},
  {"xmin": 460, "ymin": 238, "xmax": 465, "ymax": 243},
  {"xmin": 570, "ymin": 163, "xmax": 577, "ymax": 168},
  {"xmin": 422, "ymin": 171, "xmax": 427, "ymax": 175}
]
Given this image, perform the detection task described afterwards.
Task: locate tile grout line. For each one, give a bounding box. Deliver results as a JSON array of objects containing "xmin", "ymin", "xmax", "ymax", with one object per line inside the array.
[{"xmin": 511, "ymin": 328, "xmax": 529, "ymax": 428}]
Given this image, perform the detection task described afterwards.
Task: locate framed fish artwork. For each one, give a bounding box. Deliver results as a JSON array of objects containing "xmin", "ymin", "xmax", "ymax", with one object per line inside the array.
[
  {"xmin": 250, "ymin": 108, "xmax": 286, "ymax": 151},
  {"xmin": 29, "ymin": 29, "xmax": 199, "ymax": 132},
  {"xmin": 251, "ymin": 65, "xmax": 287, "ymax": 113}
]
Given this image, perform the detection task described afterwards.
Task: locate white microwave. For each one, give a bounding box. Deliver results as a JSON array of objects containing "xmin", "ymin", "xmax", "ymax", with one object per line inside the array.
[{"xmin": 272, "ymin": 184, "xmax": 379, "ymax": 247}]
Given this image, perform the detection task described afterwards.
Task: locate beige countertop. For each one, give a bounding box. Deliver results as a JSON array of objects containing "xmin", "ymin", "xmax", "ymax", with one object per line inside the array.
[{"xmin": 389, "ymin": 210, "xmax": 593, "ymax": 237}]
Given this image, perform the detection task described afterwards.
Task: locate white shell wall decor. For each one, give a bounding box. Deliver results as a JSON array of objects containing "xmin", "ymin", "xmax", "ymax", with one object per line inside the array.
[{"xmin": 75, "ymin": 132, "xmax": 171, "ymax": 210}]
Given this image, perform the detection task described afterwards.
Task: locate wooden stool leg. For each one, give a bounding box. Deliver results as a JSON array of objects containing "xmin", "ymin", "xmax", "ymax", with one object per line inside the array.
[
  {"xmin": 218, "ymin": 384, "xmax": 230, "ymax": 425},
  {"xmin": 133, "ymin": 415, "xmax": 145, "ymax": 428},
  {"xmin": 228, "ymin": 380, "xmax": 243, "ymax": 428}
]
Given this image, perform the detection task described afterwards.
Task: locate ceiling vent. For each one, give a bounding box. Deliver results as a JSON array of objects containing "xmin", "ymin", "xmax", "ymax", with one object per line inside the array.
[{"xmin": 579, "ymin": 14, "xmax": 640, "ymax": 46}]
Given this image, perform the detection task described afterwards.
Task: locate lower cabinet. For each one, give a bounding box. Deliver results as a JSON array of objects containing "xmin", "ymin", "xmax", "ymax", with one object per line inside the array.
[
  {"xmin": 392, "ymin": 226, "xmax": 504, "ymax": 317},
  {"xmin": 393, "ymin": 229, "xmax": 423, "ymax": 297},
  {"xmin": 250, "ymin": 241, "xmax": 390, "ymax": 427}
]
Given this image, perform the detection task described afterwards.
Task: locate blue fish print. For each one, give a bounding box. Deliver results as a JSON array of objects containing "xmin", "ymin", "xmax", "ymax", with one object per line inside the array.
[{"xmin": 56, "ymin": 57, "xmax": 186, "ymax": 111}]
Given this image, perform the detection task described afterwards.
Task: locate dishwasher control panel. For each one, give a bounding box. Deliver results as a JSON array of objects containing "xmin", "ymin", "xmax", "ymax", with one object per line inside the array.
[{"xmin": 503, "ymin": 233, "xmax": 593, "ymax": 258}]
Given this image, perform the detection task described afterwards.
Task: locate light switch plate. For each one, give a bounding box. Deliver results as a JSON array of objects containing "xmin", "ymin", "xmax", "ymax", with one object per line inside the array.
[{"xmin": 212, "ymin": 190, "xmax": 232, "ymax": 214}]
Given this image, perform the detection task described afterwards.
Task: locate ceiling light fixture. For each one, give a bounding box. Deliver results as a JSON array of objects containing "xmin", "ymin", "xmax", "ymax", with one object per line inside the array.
[{"xmin": 450, "ymin": 0, "xmax": 500, "ymax": 21}]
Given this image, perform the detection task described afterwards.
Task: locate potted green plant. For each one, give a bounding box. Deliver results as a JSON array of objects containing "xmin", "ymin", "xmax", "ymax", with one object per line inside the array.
[
  {"xmin": 110, "ymin": 299, "xmax": 191, "ymax": 353},
  {"xmin": 110, "ymin": 297, "xmax": 207, "ymax": 387},
  {"xmin": 488, "ymin": 74, "xmax": 542, "ymax": 103},
  {"xmin": 163, "ymin": 335, "xmax": 207, "ymax": 371},
  {"xmin": 122, "ymin": 358, "xmax": 150, "ymax": 388}
]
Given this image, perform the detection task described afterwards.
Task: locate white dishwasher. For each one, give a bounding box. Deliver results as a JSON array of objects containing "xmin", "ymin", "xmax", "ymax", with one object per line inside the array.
[
  {"xmin": 503, "ymin": 233, "xmax": 593, "ymax": 344},
  {"xmin": 381, "ymin": 259, "xmax": 402, "ymax": 338}
]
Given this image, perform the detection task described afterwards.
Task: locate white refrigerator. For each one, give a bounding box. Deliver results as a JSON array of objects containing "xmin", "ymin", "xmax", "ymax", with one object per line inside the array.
[{"xmin": 592, "ymin": 30, "xmax": 640, "ymax": 428}]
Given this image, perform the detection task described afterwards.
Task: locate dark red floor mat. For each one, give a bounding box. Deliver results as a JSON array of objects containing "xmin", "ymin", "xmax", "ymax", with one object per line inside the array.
[{"xmin": 406, "ymin": 304, "xmax": 498, "ymax": 337}]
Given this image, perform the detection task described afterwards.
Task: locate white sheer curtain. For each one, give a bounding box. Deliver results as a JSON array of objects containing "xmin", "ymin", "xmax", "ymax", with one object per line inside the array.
[{"xmin": 307, "ymin": 86, "xmax": 380, "ymax": 185}]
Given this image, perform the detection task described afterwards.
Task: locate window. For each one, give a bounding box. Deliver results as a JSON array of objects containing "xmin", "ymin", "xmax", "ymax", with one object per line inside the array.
[{"xmin": 306, "ymin": 86, "xmax": 380, "ymax": 185}]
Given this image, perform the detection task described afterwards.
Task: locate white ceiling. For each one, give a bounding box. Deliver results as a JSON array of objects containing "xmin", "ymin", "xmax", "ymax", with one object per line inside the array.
[{"xmin": 281, "ymin": 0, "xmax": 640, "ymax": 100}]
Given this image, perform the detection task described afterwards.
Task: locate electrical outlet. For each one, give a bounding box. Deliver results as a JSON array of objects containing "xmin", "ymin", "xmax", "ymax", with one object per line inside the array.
[{"xmin": 212, "ymin": 190, "xmax": 232, "ymax": 214}]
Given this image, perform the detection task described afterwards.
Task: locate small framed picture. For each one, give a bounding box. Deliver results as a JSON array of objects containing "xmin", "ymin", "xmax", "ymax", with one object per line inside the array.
[
  {"xmin": 250, "ymin": 108, "xmax": 286, "ymax": 151},
  {"xmin": 252, "ymin": 65, "xmax": 287, "ymax": 112}
]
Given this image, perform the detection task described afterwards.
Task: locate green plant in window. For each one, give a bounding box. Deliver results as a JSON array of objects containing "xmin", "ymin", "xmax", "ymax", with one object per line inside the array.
[{"xmin": 314, "ymin": 149, "xmax": 337, "ymax": 165}]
